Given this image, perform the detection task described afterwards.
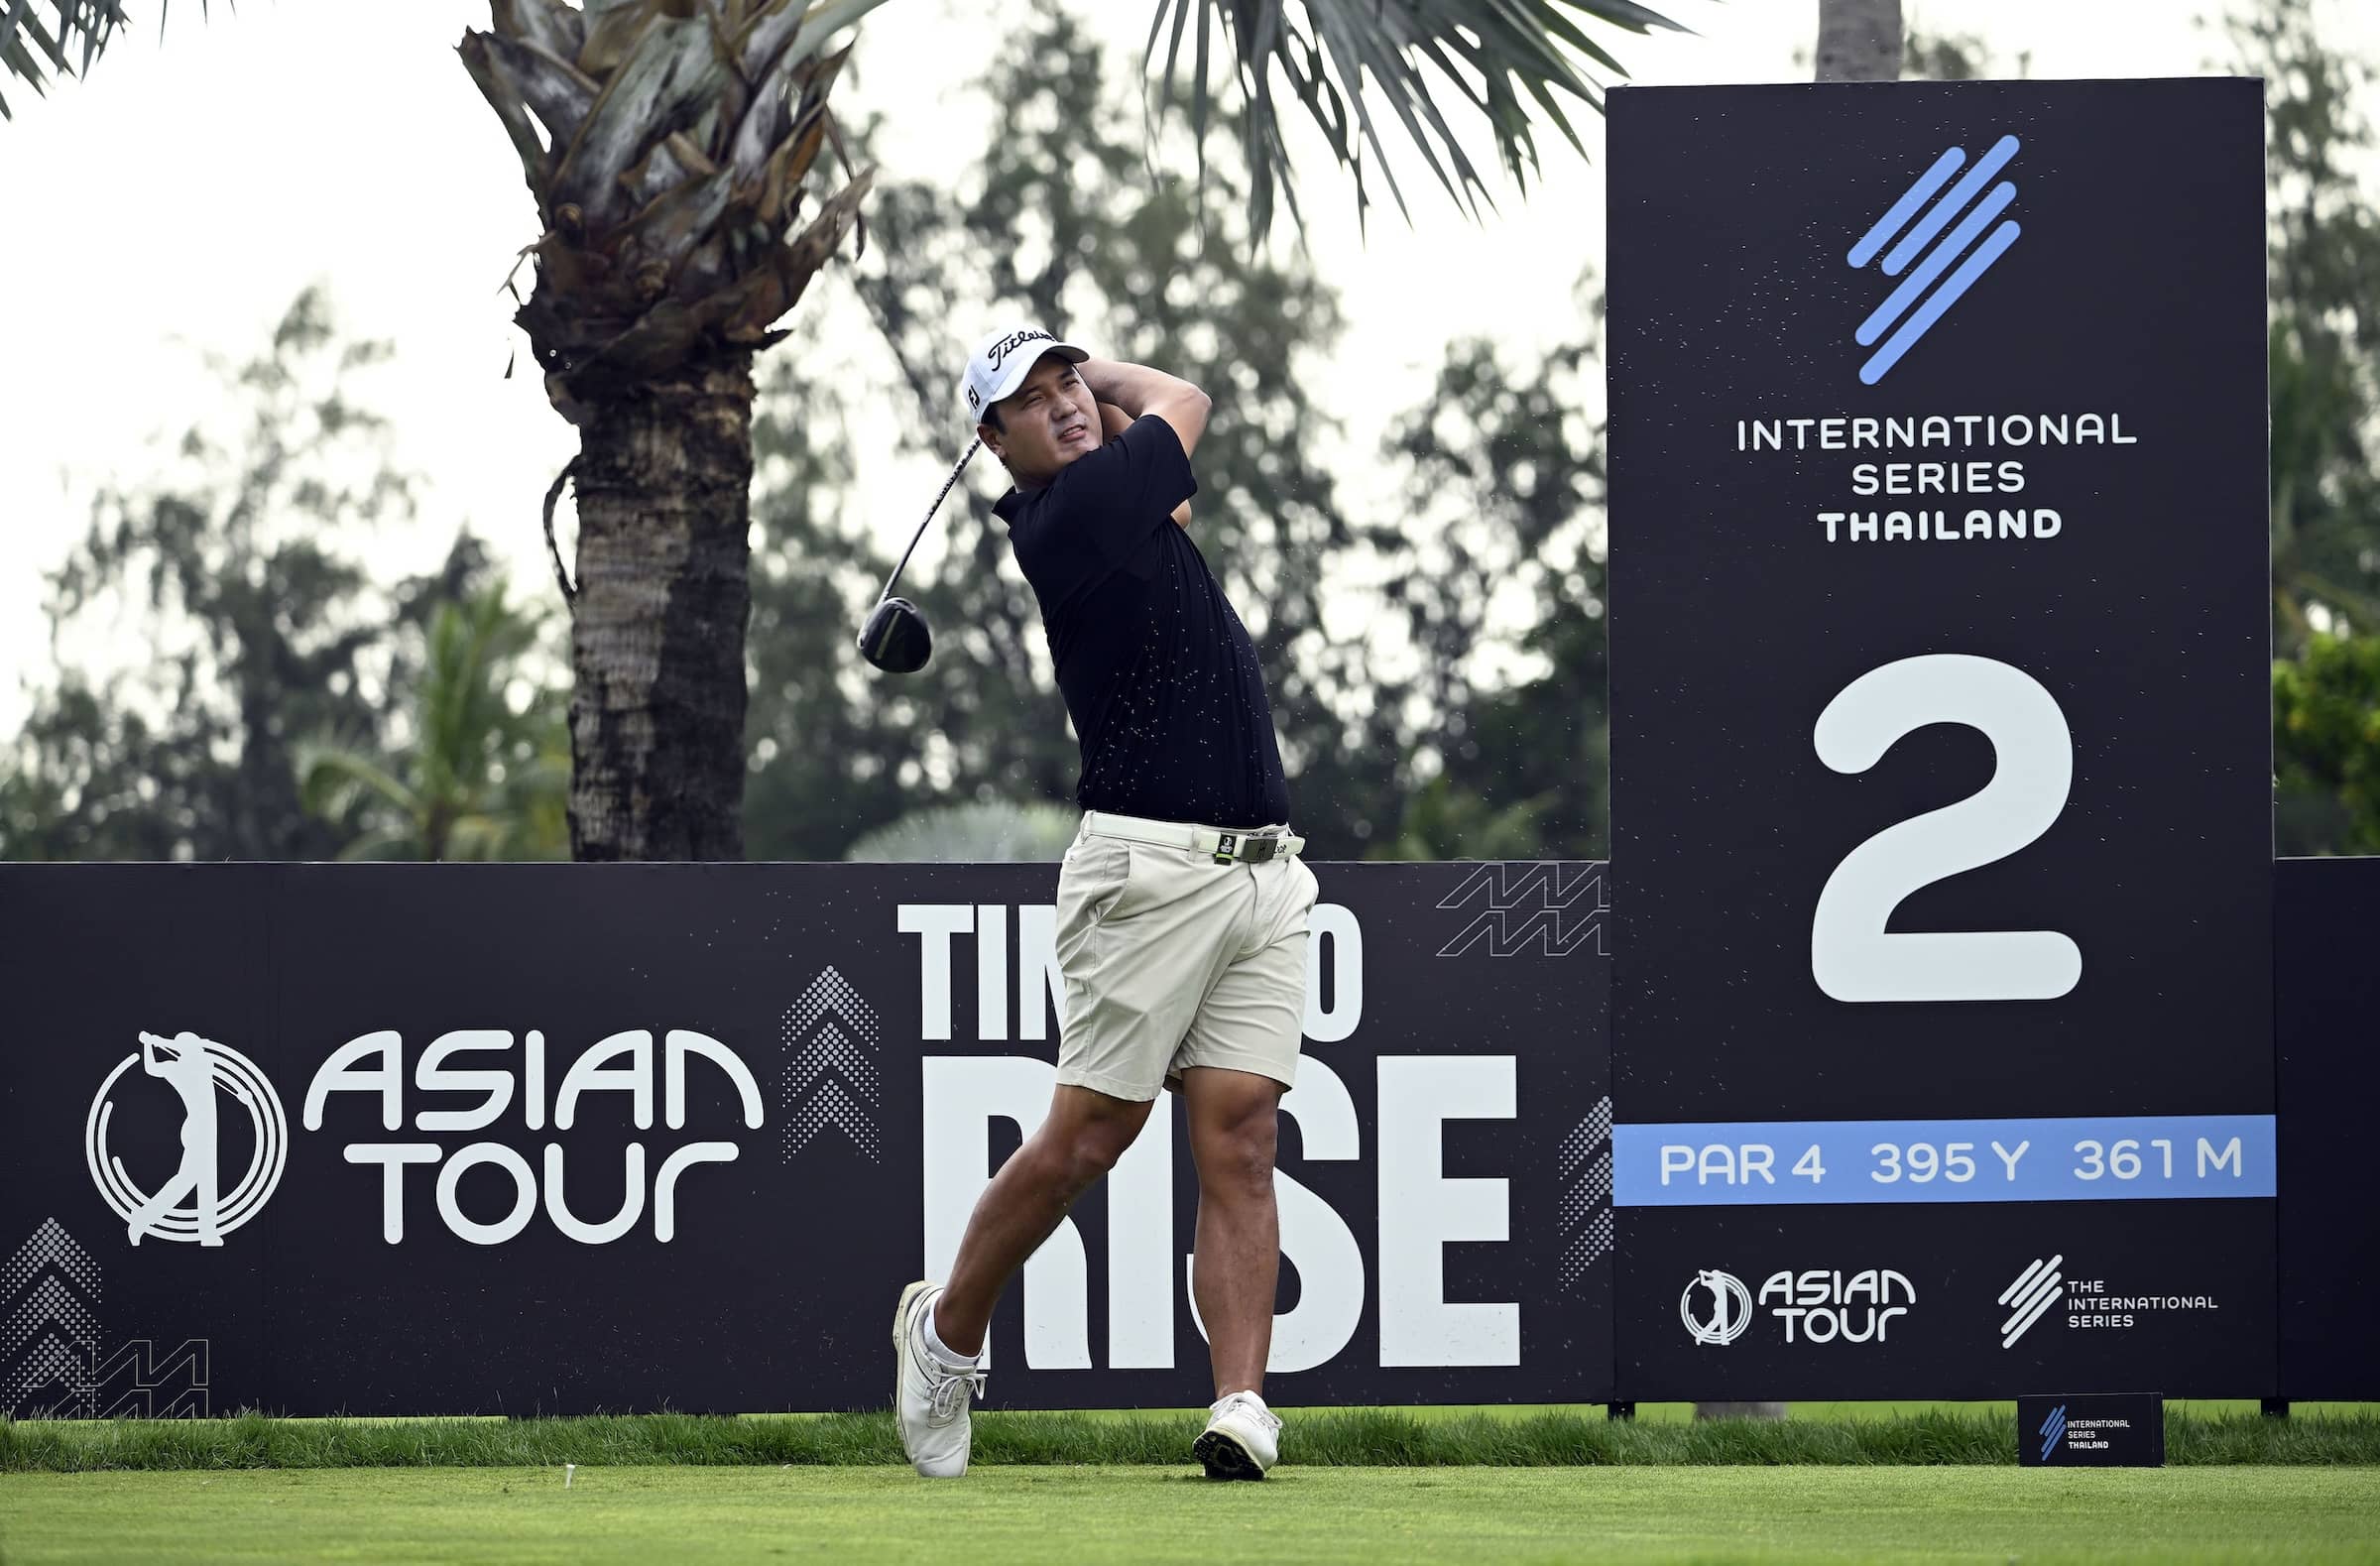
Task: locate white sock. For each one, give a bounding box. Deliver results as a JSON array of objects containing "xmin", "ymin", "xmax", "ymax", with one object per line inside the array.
[{"xmin": 921, "ymin": 1300, "xmax": 980, "ymax": 1370}]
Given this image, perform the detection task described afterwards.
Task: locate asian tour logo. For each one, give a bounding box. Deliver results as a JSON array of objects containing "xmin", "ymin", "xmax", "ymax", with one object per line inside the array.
[
  {"xmin": 1845, "ymin": 134, "xmax": 2023, "ymax": 385},
  {"xmin": 1680, "ymin": 1268, "xmax": 1753, "ymax": 1347},
  {"xmin": 86, "ymin": 1032, "xmax": 288, "ymax": 1248}
]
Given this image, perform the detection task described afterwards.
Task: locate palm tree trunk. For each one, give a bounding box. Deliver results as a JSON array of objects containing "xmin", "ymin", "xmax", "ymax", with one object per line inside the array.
[
  {"xmin": 1815, "ymin": 0, "xmax": 1903, "ymax": 83},
  {"xmin": 566, "ymin": 357, "xmax": 755, "ymax": 861}
]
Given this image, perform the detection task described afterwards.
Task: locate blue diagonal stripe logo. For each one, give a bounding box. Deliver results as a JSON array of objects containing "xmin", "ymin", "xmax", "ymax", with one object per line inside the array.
[
  {"xmin": 1847, "ymin": 135, "xmax": 2023, "ymax": 384},
  {"xmin": 2039, "ymin": 1403, "xmax": 2068, "ymax": 1462}
]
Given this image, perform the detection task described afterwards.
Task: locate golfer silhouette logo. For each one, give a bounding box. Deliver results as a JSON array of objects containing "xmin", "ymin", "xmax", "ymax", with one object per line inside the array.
[{"xmin": 85, "ymin": 1031, "xmax": 288, "ymax": 1248}]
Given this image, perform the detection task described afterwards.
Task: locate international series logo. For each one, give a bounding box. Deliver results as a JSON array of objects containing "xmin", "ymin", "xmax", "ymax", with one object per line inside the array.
[
  {"xmin": 1846, "ymin": 134, "xmax": 2022, "ymax": 384},
  {"xmin": 1997, "ymin": 1254, "xmax": 2221, "ymax": 1348}
]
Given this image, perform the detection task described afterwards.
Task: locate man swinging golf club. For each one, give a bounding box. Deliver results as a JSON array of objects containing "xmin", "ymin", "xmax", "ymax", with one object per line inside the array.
[{"xmin": 892, "ymin": 326, "xmax": 1316, "ymax": 1481}]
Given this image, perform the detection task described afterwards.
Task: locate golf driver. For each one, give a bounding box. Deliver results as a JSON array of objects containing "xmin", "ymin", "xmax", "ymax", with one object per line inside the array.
[{"xmin": 857, "ymin": 437, "xmax": 981, "ymax": 674}]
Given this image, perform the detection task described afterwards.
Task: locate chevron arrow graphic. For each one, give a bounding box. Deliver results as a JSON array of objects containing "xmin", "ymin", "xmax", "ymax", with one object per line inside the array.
[
  {"xmin": 779, "ymin": 1078, "xmax": 881, "ymax": 1162},
  {"xmin": 4, "ymin": 1220, "xmax": 104, "ymax": 1418},
  {"xmin": 778, "ymin": 968, "xmax": 883, "ymax": 1163}
]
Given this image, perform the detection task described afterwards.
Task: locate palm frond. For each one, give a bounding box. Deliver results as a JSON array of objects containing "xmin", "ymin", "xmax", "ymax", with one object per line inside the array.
[
  {"xmin": 333, "ymin": 829, "xmax": 426, "ymax": 864},
  {"xmin": 297, "ymin": 744, "xmax": 420, "ymax": 823},
  {"xmin": 1143, "ymin": 0, "xmax": 1685, "ymax": 241},
  {"xmin": 462, "ymin": 0, "xmax": 891, "ymax": 418},
  {"xmin": 1, "ymin": 1, "xmax": 213, "ymax": 121}
]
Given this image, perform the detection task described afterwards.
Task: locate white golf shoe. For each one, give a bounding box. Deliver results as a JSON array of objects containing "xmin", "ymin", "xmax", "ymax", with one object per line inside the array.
[
  {"xmin": 1193, "ymin": 1389, "xmax": 1281, "ymax": 1480},
  {"xmin": 892, "ymin": 1281, "xmax": 985, "ymax": 1479}
]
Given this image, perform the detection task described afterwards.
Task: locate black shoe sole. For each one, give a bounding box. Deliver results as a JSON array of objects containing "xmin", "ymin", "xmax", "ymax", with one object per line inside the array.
[{"xmin": 1193, "ymin": 1428, "xmax": 1266, "ymax": 1481}]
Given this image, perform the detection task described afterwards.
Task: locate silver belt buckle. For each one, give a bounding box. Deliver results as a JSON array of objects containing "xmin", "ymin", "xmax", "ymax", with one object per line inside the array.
[{"xmin": 1215, "ymin": 831, "xmax": 1279, "ymax": 865}]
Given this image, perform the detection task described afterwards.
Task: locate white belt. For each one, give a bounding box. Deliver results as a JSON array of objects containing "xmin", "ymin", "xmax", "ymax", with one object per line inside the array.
[{"xmin": 1082, "ymin": 809, "xmax": 1305, "ymax": 865}]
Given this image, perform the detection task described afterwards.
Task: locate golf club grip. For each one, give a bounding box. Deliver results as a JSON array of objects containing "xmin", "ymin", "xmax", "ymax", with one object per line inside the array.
[
  {"xmin": 139, "ymin": 1031, "xmax": 172, "ymax": 1047},
  {"xmin": 878, "ymin": 437, "xmax": 981, "ymax": 602}
]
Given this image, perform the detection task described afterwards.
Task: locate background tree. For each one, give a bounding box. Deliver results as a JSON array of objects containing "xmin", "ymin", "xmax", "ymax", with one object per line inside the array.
[
  {"xmin": 2231, "ymin": 0, "xmax": 2380, "ymax": 852},
  {"xmin": 0, "ymin": 290, "xmax": 507, "ymax": 861},
  {"xmin": 298, "ymin": 586, "xmax": 569, "ymax": 861},
  {"xmin": 1368, "ymin": 318, "xmax": 1608, "ymax": 860},
  {"xmin": 844, "ymin": 800, "xmax": 1080, "ymax": 863},
  {"xmin": 2274, "ymin": 634, "xmax": 2380, "ymax": 853},
  {"xmin": 2239, "ymin": 0, "xmax": 2380, "ymax": 653}
]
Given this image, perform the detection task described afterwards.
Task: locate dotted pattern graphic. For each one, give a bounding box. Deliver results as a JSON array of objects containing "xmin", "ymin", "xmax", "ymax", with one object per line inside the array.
[
  {"xmin": 7, "ymin": 1333, "xmax": 83, "ymax": 1415},
  {"xmin": 779, "ymin": 1080, "xmax": 879, "ymax": 1164},
  {"xmin": 4, "ymin": 1219, "xmax": 102, "ymax": 1416},
  {"xmin": 1556, "ymin": 1097, "xmax": 1616, "ymax": 1291},
  {"xmin": 780, "ymin": 1021, "xmax": 879, "ymax": 1106},
  {"xmin": 777, "ymin": 966, "xmax": 882, "ymax": 1163},
  {"xmin": 7, "ymin": 1277, "xmax": 99, "ymax": 1357},
  {"xmin": 2, "ymin": 1218, "xmax": 99, "ymax": 1303},
  {"xmin": 1434, "ymin": 863, "xmax": 1608, "ymax": 958},
  {"xmin": 1561, "ymin": 1212, "xmax": 1615, "ymax": 1293}
]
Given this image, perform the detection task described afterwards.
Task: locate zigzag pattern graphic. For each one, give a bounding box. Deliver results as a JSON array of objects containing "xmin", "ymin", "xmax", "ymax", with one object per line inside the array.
[
  {"xmin": 84, "ymin": 1338, "xmax": 210, "ymax": 1418},
  {"xmin": 4, "ymin": 1219, "xmax": 103, "ymax": 1417},
  {"xmin": 1435, "ymin": 863, "xmax": 1609, "ymax": 958},
  {"xmin": 778, "ymin": 966, "xmax": 882, "ymax": 1162},
  {"xmin": 1555, "ymin": 1098, "xmax": 1616, "ymax": 1292}
]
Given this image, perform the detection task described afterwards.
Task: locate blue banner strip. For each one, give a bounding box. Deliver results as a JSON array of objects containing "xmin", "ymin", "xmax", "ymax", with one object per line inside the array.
[{"xmin": 1613, "ymin": 1115, "xmax": 2276, "ymax": 1206}]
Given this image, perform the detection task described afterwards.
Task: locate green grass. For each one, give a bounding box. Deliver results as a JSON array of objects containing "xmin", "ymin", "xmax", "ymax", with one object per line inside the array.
[
  {"xmin": 7, "ymin": 1406, "xmax": 2380, "ymax": 1471},
  {"xmin": 5, "ymin": 1466, "xmax": 2379, "ymax": 1564}
]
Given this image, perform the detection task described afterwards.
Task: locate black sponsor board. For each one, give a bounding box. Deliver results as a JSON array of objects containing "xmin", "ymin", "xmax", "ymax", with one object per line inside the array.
[
  {"xmin": 2018, "ymin": 1392, "xmax": 2164, "ymax": 1467},
  {"xmin": 2277, "ymin": 856, "xmax": 2380, "ymax": 1399},
  {"xmin": 1607, "ymin": 79, "xmax": 2275, "ymax": 1396},
  {"xmin": 0, "ymin": 860, "xmax": 1608, "ymax": 1415}
]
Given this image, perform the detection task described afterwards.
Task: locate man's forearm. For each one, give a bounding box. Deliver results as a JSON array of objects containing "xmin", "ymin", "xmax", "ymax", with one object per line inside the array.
[
  {"xmin": 1079, "ymin": 358, "xmax": 1194, "ymax": 415},
  {"xmin": 1080, "ymin": 358, "xmax": 1211, "ymax": 457}
]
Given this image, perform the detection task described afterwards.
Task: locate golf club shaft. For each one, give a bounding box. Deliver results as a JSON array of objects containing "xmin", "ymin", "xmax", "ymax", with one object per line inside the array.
[{"xmin": 878, "ymin": 437, "xmax": 981, "ymax": 603}]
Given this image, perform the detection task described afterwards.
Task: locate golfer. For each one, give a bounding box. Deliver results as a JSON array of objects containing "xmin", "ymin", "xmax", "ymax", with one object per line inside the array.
[{"xmin": 894, "ymin": 326, "xmax": 1316, "ymax": 1481}]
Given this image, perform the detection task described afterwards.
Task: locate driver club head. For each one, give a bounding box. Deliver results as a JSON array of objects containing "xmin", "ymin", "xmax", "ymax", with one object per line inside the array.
[{"xmin": 858, "ymin": 596, "xmax": 933, "ymax": 673}]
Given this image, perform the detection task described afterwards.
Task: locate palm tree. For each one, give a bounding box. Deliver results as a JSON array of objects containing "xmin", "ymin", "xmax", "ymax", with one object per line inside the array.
[
  {"xmin": 1816, "ymin": 0, "xmax": 1903, "ymax": 82},
  {"xmin": 0, "ymin": 1, "xmax": 200, "ymax": 118},
  {"xmin": 298, "ymin": 586, "xmax": 569, "ymax": 861},
  {"xmin": 10, "ymin": 0, "xmax": 1688, "ymax": 860},
  {"xmin": 455, "ymin": 0, "xmax": 1686, "ymax": 861}
]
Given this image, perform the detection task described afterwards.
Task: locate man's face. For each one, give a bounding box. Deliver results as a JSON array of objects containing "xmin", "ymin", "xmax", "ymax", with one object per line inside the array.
[{"xmin": 981, "ymin": 352, "xmax": 1098, "ymax": 487}]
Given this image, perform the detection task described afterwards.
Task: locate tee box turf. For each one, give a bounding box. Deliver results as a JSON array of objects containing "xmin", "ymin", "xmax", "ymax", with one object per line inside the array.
[{"xmin": 2019, "ymin": 1393, "xmax": 2166, "ymax": 1467}]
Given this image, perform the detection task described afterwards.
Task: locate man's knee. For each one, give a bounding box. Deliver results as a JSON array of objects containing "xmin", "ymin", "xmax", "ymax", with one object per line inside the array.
[
  {"xmin": 1054, "ymin": 1120, "xmax": 1136, "ymax": 1189},
  {"xmin": 1194, "ymin": 1116, "xmax": 1277, "ymax": 1201},
  {"xmin": 1035, "ymin": 1090, "xmax": 1149, "ymax": 1192}
]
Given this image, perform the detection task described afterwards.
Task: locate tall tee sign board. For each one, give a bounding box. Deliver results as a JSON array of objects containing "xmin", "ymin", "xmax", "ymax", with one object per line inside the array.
[{"xmin": 1606, "ymin": 81, "xmax": 2274, "ymax": 1397}]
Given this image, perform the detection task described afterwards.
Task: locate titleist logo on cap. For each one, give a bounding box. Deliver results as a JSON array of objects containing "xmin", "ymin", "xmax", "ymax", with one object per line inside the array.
[{"xmin": 984, "ymin": 328, "xmax": 1056, "ymax": 370}]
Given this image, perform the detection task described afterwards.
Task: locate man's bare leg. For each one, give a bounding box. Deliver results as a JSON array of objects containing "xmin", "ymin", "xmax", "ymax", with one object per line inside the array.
[
  {"xmin": 933, "ymin": 1084, "xmax": 1152, "ymax": 1357},
  {"xmin": 1182, "ymin": 1066, "xmax": 1284, "ymax": 1397}
]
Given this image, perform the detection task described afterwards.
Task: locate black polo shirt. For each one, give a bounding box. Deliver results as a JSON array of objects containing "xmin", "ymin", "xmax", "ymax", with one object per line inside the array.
[{"xmin": 994, "ymin": 415, "xmax": 1293, "ymax": 828}]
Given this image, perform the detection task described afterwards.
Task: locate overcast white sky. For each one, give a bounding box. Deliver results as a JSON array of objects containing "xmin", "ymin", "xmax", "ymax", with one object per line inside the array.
[{"xmin": 4, "ymin": 0, "xmax": 2375, "ymax": 735}]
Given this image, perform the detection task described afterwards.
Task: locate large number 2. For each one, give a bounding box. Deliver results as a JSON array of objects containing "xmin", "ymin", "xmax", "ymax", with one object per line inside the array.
[{"xmin": 1811, "ymin": 654, "xmax": 2082, "ymax": 1003}]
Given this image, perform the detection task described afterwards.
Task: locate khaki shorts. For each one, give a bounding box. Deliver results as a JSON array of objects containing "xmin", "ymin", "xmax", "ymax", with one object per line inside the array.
[{"xmin": 1051, "ymin": 813, "xmax": 1319, "ymax": 1102}]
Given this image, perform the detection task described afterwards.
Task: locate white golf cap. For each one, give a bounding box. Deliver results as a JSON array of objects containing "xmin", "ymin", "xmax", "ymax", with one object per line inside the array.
[{"xmin": 959, "ymin": 325, "xmax": 1089, "ymax": 425}]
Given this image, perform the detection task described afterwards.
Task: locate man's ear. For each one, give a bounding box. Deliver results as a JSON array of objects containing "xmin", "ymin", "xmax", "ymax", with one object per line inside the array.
[{"xmin": 976, "ymin": 422, "xmax": 1004, "ymax": 460}]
